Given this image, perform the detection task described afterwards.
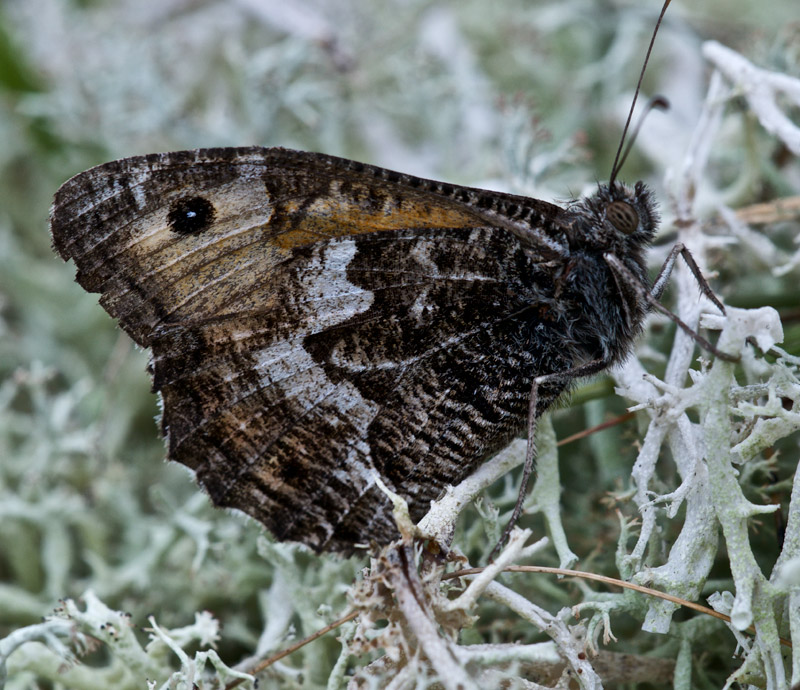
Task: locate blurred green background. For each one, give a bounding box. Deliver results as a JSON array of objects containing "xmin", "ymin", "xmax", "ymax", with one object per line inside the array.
[{"xmin": 1, "ymin": 1, "xmax": 798, "ymax": 688}]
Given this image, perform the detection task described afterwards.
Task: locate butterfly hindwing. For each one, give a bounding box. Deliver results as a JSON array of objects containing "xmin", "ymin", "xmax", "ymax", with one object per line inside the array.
[{"xmin": 148, "ymin": 227, "xmax": 571, "ymax": 551}]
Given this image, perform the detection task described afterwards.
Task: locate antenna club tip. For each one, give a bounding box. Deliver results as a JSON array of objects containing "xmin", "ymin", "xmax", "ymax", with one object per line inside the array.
[{"xmin": 652, "ymin": 95, "xmax": 670, "ymax": 111}]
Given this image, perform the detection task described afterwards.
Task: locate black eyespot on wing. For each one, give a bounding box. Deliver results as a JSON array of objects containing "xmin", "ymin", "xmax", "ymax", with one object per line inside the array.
[
  {"xmin": 168, "ymin": 196, "xmax": 216, "ymax": 235},
  {"xmin": 607, "ymin": 200, "xmax": 639, "ymax": 235}
]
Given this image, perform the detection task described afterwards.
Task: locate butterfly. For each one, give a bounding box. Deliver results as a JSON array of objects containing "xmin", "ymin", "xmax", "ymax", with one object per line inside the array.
[{"xmin": 50, "ymin": 145, "xmax": 663, "ymax": 554}]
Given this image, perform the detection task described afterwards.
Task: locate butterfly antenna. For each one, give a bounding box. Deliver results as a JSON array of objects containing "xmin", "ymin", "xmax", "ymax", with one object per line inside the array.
[
  {"xmin": 612, "ymin": 95, "xmax": 670, "ymax": 179},
  {"xmin": 609, "ymin": 0, "xmax": 673, "ymax": 187}
]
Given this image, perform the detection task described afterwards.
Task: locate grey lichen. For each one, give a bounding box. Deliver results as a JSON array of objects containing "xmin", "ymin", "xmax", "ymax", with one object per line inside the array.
[{"xmin": 1, "ymin": 1, "xmax": 799, "ymax": 688}]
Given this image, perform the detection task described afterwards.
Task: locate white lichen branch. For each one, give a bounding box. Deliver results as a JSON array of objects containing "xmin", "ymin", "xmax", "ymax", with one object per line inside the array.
[
  {"xmin": 482, "ymin": 581, "xmax": 602, "ymax": 689},
  {"xmin": 703, "ymin": 40, "xmax": 800, "ymax": 156},
  {"xmin": 444, "ymin": 529, "xmax": 542, "ymax": 613},
  {"xmin": 380, "ymin": 547, "xmax": 477, "ymax": 690}
]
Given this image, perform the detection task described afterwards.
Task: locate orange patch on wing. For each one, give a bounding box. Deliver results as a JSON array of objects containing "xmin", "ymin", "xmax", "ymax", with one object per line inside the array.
[{"xmin": 272, "ymin": 185, "xmax": 478, "ymax": 250}]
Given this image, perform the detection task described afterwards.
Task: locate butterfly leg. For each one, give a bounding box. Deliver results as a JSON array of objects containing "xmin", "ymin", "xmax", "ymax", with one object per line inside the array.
[
  {"xmin": 489, "ymin": 357, "xmax": 610, "ymax": 562},
  {"xmin": 650, "ymin": 242, "xmax": 726, "ymax": 314},
  {"xmin": 604, "ymin": 251, "xmax": 739, "ymax": 362}
]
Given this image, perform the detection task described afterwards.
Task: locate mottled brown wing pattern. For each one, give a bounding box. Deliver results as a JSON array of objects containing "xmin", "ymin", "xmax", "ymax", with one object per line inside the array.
[
  {"xmin": 148, "ymin": 229, "xmax": 570, "ymax": 551},
  {"xmin": 51, "ymin": 147, "xmax": 581, "ymax": 553}
]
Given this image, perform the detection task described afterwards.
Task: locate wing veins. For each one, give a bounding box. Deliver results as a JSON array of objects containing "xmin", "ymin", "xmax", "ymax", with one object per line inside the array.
[{"xmin": 163, "ymin": 300, "xmax": 538, "ymax": 465}]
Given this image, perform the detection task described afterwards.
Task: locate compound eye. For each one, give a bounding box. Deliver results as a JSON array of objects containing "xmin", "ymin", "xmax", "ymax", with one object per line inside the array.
[{"xmin": 607, "ymin": 201, "xmax": 639, "ymax": 234}]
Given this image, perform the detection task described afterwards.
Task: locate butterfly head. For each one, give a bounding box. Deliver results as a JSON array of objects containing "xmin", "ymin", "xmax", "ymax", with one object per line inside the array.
[{"xmin": 566, "ymin": 180, "xmax": 659, "ymax": 254}]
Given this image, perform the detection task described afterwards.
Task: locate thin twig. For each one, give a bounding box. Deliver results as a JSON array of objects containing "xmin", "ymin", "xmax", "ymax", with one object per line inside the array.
[
  {"xmin": 442, "ymin": 565, "xmax": 792, "ymax": 648},
  {"xmin": 225, "ymin": 610, "xmax": 359, "ymax": 689},
  {"xmin": 556, "ymin": 411, "xmax": 635, "ymax": 447},
  {"xmin": 229, "ymin": 557, "xmax": 792, "ymax": 689}
]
